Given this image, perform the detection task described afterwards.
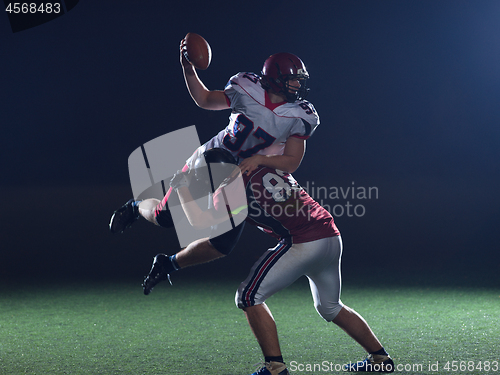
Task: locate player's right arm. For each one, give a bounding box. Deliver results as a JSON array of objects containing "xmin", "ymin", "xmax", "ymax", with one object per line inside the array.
[{"xmin": 180, "ymin": 39, "xmax": 229, "ymax": 111}]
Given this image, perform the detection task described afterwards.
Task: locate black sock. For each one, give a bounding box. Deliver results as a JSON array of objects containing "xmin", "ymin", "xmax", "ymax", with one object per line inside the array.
[
  {"xmin": 265, "ymin": 356, "xmax": 284, "ymax": 364},
  {"xmin": 370, "ymin": 347, "xmax": 389, "ymax": 356}
]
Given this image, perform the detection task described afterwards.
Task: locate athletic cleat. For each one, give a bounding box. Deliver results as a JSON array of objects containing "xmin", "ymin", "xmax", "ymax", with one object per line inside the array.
[
  {"xmin": 251, "ymin": 362, "xmax": 290, "ymax": 375},
  {"xmin": 109, "ymin": 199, "xmax": 140, "ymax": 233},
  {"xmin": 142, "ymin": 254, "xmax": 171, "ymax": 295},
  {"xmin": 344, "ymin": 354, "xmax": 394, "ymax": 372}
]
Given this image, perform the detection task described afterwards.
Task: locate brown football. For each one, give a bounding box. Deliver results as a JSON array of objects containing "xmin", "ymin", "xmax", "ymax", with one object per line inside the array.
[{"xmin": 184, "ymin": 32, "xmax": 212, "ymax": 70}]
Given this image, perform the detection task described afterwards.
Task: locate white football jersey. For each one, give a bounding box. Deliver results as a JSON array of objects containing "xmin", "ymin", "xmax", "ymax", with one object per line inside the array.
[{"xmin": 188, "ymin": 72, "xmax": 320, "ymax": 166}]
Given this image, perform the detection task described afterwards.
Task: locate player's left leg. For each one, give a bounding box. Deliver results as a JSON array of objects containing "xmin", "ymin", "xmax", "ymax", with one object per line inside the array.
[
  {"xmin": 142, "ymin": 238, "xmax": 224, "ymax": 295},
  {"xmin": 304, "ymin": 236, "xmax": 394, "ymax": 372},
  {"xmin": 305, "ymin": 236, "xmax": 344, "ymax": 322},
  {"xmin": 175, "ymin": 237, "xmax": 226, "ymax": 268},
  {"xmin": 142, "ymin": 223, "xmax": 244, "ymax": 295}
]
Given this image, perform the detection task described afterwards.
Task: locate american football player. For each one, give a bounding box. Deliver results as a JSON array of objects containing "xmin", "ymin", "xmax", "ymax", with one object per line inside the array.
[
  {"xmin": 109, "ymin": 41, "xmax": 320, "ymax": 240},
  {"xmin": 141, "ymin": 148, "xmax": 395, "ymax": 375}
]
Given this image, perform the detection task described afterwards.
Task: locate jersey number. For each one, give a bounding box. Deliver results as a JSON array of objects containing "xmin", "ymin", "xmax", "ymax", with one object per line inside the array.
[
  {"xmin": 262, "ymin": 171, "xmax": 293, "ymax": 202},
  {"xmin": 242, "ymin": 72, "xmax": 259, "ymax": 84},
  {"xmin": 298, "ymin": 102, "xmax": 313, "ymax": 115},
  {"xmin": 223, "ymin": 114, "xmax": 276, "ymax": 158}
]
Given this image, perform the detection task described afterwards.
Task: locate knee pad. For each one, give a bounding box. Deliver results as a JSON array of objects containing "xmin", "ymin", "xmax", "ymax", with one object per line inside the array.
[
  {"xmin": 235, "ymin": 285, "xmax": 262, "ymax": 309},
  {"xmin": 315, "ymin": 300, "xmax": 343, "ymax": 322},
  {"xmin": 209, "ymin": 222, "xmax": 245, "ymax": 255},
  {"xmin": 235, "ymin": 288, "xmax": 245, "ymax": 309}
]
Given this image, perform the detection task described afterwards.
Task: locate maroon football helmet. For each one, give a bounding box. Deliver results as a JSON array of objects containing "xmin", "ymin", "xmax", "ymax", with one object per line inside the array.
[{"xmin": 261, "ymin": 52, "xmax": 310, "ymax": 102}]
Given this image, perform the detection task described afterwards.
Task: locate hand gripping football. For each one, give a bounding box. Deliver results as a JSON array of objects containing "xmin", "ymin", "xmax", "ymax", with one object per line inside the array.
[{"xmin": 183, "ymin": 32, "xmax": 212, "ymax": 70}]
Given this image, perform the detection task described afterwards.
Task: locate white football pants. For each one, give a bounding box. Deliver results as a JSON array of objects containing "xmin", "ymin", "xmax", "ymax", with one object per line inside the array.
[{"xmin": 235, "ymin": 235, "xmax": 343, "ymax": 322}]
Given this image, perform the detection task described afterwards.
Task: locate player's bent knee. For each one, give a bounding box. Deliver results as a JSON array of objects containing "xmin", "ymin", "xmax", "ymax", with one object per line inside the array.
[
  {"xmin": 235, "ymin": 285, "xmax": 266, "ymax": 310},
  {"xmin": 315, "ymin": 301, "xmax": 343, "ymax": 322},
  {"xmin": 209, "ymin": 222, "xmax": 245, "ymax": 255},
  {"xmin": 235, "ymin": 288, "xmax": 247, "ymax": 309},
  {"xmin": 209, "ymin": 237, "xmax": 234, "ymax": 256}
]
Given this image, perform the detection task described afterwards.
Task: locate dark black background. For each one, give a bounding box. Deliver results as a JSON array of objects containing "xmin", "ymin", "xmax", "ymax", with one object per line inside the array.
[{"xmin": 1, "ymin": 1, "xmax": 499, "ymax": 287}]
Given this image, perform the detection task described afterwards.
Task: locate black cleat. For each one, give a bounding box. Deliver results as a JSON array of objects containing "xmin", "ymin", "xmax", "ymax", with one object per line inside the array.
[
  {"xmin": 109, "ymin": 199, "xmax": 140, "ymax": 233},
  {"xmin": 344, "ymin": 354, "xmax": 394, "ymax": 372},
  {"xmin": 142, "ymin": 254, "xmax": 171, "ymax": 295}
]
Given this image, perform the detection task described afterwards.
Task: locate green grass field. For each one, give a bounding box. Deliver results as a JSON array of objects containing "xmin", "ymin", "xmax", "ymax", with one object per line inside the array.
[{"xmin": 0, "ymin": 276, "xmax": 498, "ymax": 375}]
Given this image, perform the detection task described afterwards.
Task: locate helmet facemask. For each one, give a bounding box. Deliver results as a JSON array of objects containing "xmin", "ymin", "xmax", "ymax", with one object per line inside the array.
[{"xmin": 283, "ymin": 73, "xmax": 309, "ymax": 102}]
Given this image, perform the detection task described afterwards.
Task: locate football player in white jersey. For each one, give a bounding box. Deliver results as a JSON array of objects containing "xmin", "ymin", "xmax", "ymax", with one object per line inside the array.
[
  {"xmin": 110, "ymin": 39, "xmax": 320, "ymax": 249},
  {"xmin": 180, "ymin": 40, "xmax": 320, "ymax": 176}
]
